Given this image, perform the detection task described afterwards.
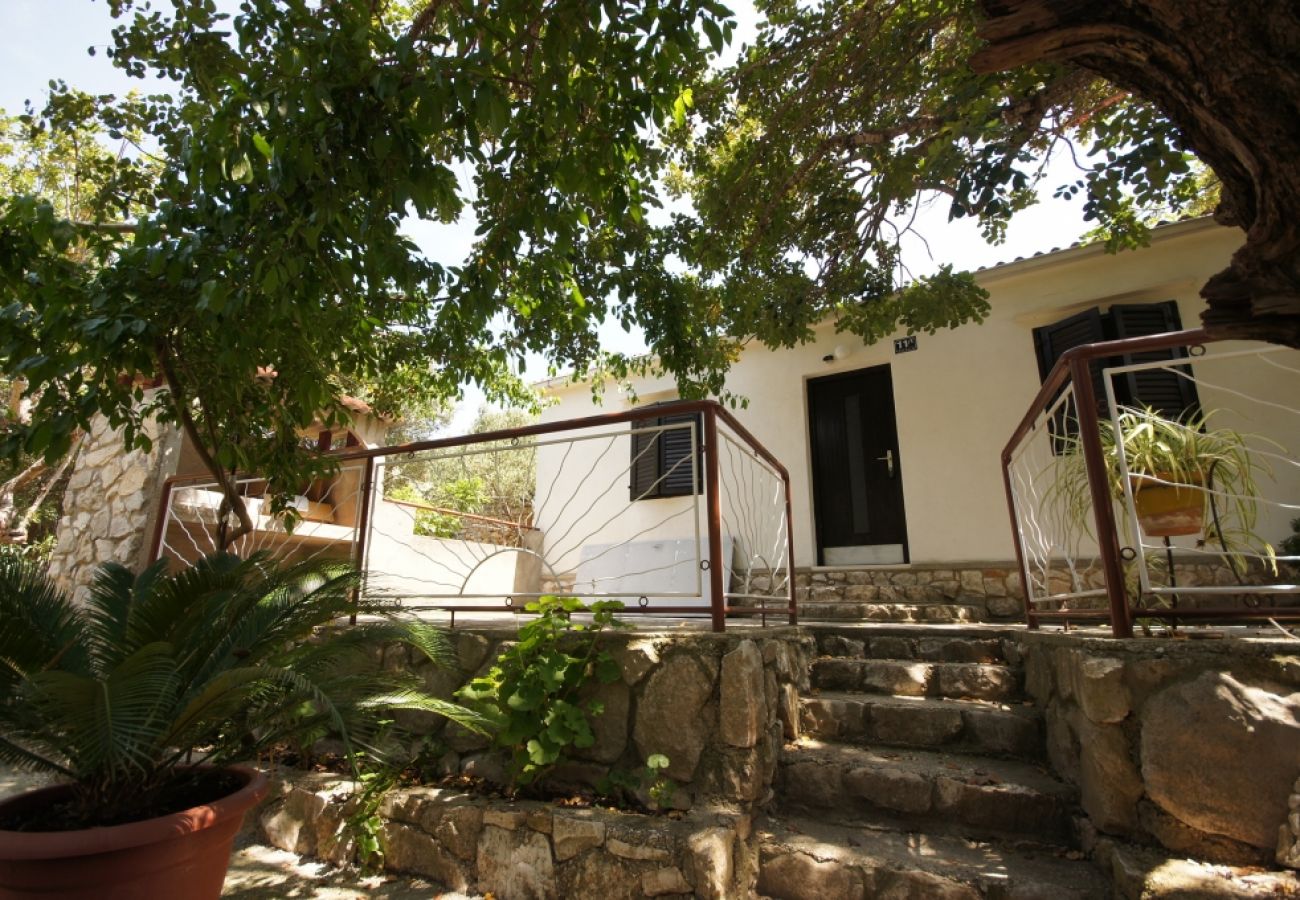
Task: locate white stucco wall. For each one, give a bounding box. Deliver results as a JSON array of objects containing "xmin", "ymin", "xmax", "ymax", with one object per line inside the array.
[{"xmin": 536, "ymin": 219, "xmax": 1300, "ymax": 569}]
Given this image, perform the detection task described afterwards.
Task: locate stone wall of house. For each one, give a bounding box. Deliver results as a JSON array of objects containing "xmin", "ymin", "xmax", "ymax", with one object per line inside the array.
[
  {"xmin": 385, "ymin": 628, "xmax": 813, "ymax": 810},
  {"xmin": 259, "ymin": 772, "xmax": 756, "ymax": 899},
  {"xmin": 45, "ymin": 406, "xmax": 181, "ymax": 602},
  {"xmin": 792, "ymin": 565, "xmax": 1026, "ymax": 618},
  {"xmin": 1019, "ymin": 630, "xmax": 1300, "ymax": 867}
]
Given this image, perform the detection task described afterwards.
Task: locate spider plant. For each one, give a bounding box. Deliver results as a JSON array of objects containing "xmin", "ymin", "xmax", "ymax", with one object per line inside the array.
[
  {"xmin": 1046, "ymin": 405, "xmax": 1275, "ymax": 578},
  {"xmin": 0, "ymin": 551, "xmax": 483, "ymax": 830}
]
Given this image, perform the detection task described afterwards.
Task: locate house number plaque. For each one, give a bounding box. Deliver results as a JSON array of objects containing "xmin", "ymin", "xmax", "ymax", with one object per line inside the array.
[{"xmin": 893, "ymin": 335, "xmax": 918, "ymax": 354}]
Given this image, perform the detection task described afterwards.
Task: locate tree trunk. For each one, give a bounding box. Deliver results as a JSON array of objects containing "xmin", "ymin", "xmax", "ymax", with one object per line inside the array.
[{"xmin": 972, "ymin": 0, "xmax": 1300, "ymax": 348}]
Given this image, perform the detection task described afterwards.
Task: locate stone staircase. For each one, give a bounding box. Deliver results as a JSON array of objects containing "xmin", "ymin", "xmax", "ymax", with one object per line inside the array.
[{"xmin": 757, "ymin": 625, "xmax": 1110, "ymax": 898}]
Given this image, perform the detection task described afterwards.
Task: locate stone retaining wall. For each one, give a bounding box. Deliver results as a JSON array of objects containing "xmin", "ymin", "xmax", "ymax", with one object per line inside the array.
[
  {"xmin": 392, "ymin": 628, "xmax": 813, "ymax": 809},
  {"xmin": 1020, "ymin": 630, "xmax": 1300, "ymax": 867},
  {"xmin": 258, "ymin": 771, "xmax": 755, "ymax": 899},
  {"xmin": 45, "ymin": 405, "xmax": 180, "ymax": 603}
]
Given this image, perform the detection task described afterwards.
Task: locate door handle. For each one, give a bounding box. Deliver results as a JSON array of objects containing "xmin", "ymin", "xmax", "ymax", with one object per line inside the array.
[{"xmin": 877, "ymin": 449, "xmax": 895, "ymax": 478}]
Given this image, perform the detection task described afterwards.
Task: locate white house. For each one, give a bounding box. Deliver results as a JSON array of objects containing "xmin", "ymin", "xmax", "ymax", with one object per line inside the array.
[{"xmin": 532, "ymin": 218, "xmax": 1300, "ymax": 618}]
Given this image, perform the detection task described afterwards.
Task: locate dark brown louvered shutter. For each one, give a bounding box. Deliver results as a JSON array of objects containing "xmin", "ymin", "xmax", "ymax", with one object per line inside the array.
[
  {"xmin": 629, "ymin": 405, "xmax": 703, "ymax": 500},
  {"xmin": 629, "ymin": 418, "xmax": 662, "ymax": 501},
  {"xmin": 1033, "ymin": 307, "xmax": 1108, "ymax": 386},
  {"xmin": 1033, "ymin": 308, "xmax": 1108, "ymax": 449},
  {"xmin": 656, "ymin": 410, "xmax": 703, "ymax": 497},
  {"xmin": 1109, "ymin": 301, "xmax": 1200, "ymax": 419}
]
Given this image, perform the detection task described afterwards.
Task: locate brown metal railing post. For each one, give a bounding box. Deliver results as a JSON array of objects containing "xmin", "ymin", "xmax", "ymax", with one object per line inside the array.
[
  {"xmin": 147, "ymin": 477, "xmax": 178, "ymax": 563},
  {"xmin": 350, "ymin": 456, "xmax": 375, "ymax": 627},
  {"xmin": 1069, "ymin": 358, "xmax": 1133, "ymax": 638},
  {"xmin": 1000, "ymin": 455, "xmax": 1038, "ymax": 630},
  {"xmin": 784, "ymin": 472, "xmax": 798, "ymax": 626},
  {"xmin": 703, "ymin": 408, "xmax": 726, "ymax": 632}
]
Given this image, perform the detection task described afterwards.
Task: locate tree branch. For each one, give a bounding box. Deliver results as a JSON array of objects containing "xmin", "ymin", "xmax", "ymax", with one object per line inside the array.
[{"xmin": 154, "ymin": 337, "xmax": 254, "ymax": 551}]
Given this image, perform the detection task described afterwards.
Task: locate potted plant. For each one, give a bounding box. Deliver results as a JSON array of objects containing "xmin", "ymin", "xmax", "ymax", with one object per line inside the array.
[
  {"xmin": 1099, "ymin": 407, "xmax": 1269, "ymax": 545},
  {"xmin": 1049, "ymin": 405, "xmax": 1273, "ymax": 568},
  {"xmin": 0, "ymin": 551, "xmax": 480, "ymax": 900}
]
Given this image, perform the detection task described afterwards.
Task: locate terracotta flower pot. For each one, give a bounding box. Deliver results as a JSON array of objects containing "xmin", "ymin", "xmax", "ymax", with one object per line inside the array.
[
  {"xmin": 1131, "ymin": 474, "xmax": 1205, "ymax": 537},
  {"xmin": 0, "ymin": 766, "xmax": 268, "ymax": 900}
]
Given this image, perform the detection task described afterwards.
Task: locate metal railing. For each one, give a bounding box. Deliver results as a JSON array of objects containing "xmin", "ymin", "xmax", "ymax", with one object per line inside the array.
[
  {"xmin": 151, "ymin": 400, "xmax": 796, "ymax": 632},
  {"xmin": 1002, "ymin": 328, "xmax": 1300, "ymax": 637}
]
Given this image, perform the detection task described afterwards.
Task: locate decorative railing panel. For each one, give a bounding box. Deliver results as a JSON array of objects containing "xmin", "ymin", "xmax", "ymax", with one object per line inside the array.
[
  {"xmin": 1003, "ymin": 329, "xmax": 1300, "ymax": 637},
  {"xmin": 152, "ymin": 401, "xmax": 795, "ymax": 631}
]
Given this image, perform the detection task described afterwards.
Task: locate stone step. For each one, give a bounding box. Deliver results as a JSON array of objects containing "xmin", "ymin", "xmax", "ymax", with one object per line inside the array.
[
  {"xmin": 1094, "ymin": 837, "xmax": 1300, "ymax": 899},
  {"xmin": 811, "ymin": 627, "xmax": 1012, "ymax": 665},
  {"xmin": 811, "ymin": 657, "xmax": 1022, "ymax": 702},
  {"xmin": 801, "ymin": 692, "xmax": 1043, "ymax": 760},
  {"xmin": 757, "ymin": 814, "xmax": 1109, "ymax": 900},
  {"xmin": 798, "ymin": 601, "xmax": 986, "ymax": 623},
  {"xmin": 775, "ymin": 740, "xmax": 1075, "ymax": 844}
]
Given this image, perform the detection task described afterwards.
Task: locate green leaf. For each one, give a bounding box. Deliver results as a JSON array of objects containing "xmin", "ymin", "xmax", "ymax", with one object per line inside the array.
[
  {"xmin": 229, "ymin": 153, "xmax": 253, "ymax": 184},
  {"xmin": 252, "ymin": 133, "xmax": 273, "ymax": 161}
]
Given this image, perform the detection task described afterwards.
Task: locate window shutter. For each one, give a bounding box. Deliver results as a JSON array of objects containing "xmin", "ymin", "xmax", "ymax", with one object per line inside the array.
[
  {"xmin": 629, "ymin": 421, "xmax": 662, "ymax": 501},
  {"xmin": 656, "ymin": 411, "xmax": 703, "ymax": 497},
  {"xmin": 628, "ymin": 405, "xmax": 703, "ymax": 501},
  {"xmin": 1033, "ymin": 308, "xmax": 1108, "ymax": 449},
  {"xmin": 1110, "ymin": 301, "xmax": 1200, "ymax": 419},
  {"xmin": 1032, "ymin": 308, "xmax": 1106, "ymax": 381}
]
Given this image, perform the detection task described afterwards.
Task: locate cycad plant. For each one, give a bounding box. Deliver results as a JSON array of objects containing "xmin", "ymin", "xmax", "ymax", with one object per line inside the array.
[{"xmin": 0, "ymin": 551, "xmax": 481, "ymax": 831}]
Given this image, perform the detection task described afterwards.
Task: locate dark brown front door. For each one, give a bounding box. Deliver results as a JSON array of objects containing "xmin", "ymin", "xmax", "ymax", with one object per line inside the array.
[{"xmin": 808, "ymin": 365, "xmax": 908, "ymax": 565}]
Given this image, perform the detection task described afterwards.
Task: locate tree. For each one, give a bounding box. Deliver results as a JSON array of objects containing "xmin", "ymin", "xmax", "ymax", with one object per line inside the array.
[
  {"xmin": 0, "ymin": 0, "xmax": 732, "ymax": 549},
  {"xmin": 0, "ymin": 105, "xmax": 158, "ymax": 555},
  {"xmin": 385, "ymin": 405, "xmax": 538, "ymax": 539},
  {"xmin": 666, "ymin": 0, "xmax": 1300, "ymax": 350},
  {"xmin": 971, "ymin": 0, "xmax": 1300, "ymax": 346}
]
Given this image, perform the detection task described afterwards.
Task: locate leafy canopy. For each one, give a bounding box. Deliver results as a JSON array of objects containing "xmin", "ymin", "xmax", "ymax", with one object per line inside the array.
[
  {"xmin": 661, "ymin": 0, "xmax": 1212, "ymax": 352},
  {"xmin": 0, "ymin": 0, "xmax": 732, "ymax": 538}
]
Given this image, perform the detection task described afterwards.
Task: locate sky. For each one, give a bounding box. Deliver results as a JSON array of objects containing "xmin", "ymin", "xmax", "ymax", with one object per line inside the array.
[{"xmin": 0, "ymin": 0, "xmax": 1094, "ymax": 431}]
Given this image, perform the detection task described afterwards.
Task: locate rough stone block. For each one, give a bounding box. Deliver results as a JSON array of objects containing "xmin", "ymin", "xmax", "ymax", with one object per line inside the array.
[
  {"xmin": 776, "ymin": 683, "xmax": 800, "ymax": 741},
  {"xmin": 1076, "ymin": 656, "xmax": 1131, "ymax": 724},
  {"xmin": 959, "ymin": 569, "xmax": 986, "ymax": 595},
  {"xmin": 757, "ymin": 851, "xmax": 864, "ymax": 899},
  {"xmin": 608, "ymin": 837, "xmax": 673, "ymax": 862},
  {"xmin": 1073, "ymin": 714, "xmax": 1143, "ymax": 834},
  {"xmin": 844, "ymin": 766, "xmax": 932, "ymax": 814},
  {"xmin": 869, "ymin": 702, "xmax": 963, "ymax": 748},
  {"xmin": 720, "ymin": 640, "xmax": 766, "ymax": 748},
  {"xmin": 1141, "ymin": 671, "xmax": 1300, "ymax": 849},
  {"xmin": 812, "ymin": 658, "xmax": 864, "ymax": 691},
  {"xmin": 937, "ymin": 664, "xmax": 1018, "ymax": 702},
  {"xmin": 779, "ymin": 760, "xmax": 845, "ymax": 810},
  {"xmin": 611, "ymin": 640, "xmax": 660, "ymax": 686},
  {"xmin": 577, "ymin": 680, "xmax": 630, "ymax": 763},
  {"xmin": 477, "ymin": 825, "xmax": 556, "ymax": 899},
  {"xmin": 961, "ymin": 708, "xmax": 1040, "ymax": 759},
  {"xmin": 861, "ymin": 660, "xmax": 931, "ymax": 697},
  {"xmin": 933, "ymin": 776, "xmax": 1066, "ymax": 839},
  {"xmin": 553, "ymin": 813, "xmax": 606, "ymax": 861},
  {"xmin": 986, "ymin": 595, "xmax": 1023, "ymax": 618},
  {"xmin": 642, "ymin": 866, "xmax": 691, "ymax": 896},
  {"xmin": 382, "ymin": 821, "xmax": 473, "ymax": 891},
  {"xmin": 1024, "ymin": 648, "xmax": 1054, "ymax": 705},
  {"xmin": 686, "ymin": 826, "xmax": 735, "ymax": 900},
  {"xmin": 868, "ymin": 636, "xmax": 914, "ymax": 660},
  {"xmin": 634, "ymin": 652, "xmax": 717, "ymax": 780}
]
